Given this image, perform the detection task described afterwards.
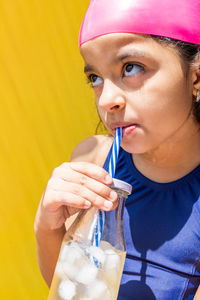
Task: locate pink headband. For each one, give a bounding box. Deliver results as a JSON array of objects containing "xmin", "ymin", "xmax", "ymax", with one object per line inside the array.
[{"xmin": 79, "ymin": 0, "xmax": 200, "ymax": 47}]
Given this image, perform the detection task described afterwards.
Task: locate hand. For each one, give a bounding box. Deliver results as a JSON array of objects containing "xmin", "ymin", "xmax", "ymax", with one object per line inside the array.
[{"xmin": 35, "ymin": 162, "xmax": 118, "ymax": 231}]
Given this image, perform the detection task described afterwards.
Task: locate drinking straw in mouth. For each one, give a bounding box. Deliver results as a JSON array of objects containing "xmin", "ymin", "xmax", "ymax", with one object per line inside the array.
[
  {"xmin": 108, "ymin": 127, "xmax": 123, "ymax": 177},
  {"xmin": 92, "ymin": 128, "xmax": 122, "ymax": 261}
]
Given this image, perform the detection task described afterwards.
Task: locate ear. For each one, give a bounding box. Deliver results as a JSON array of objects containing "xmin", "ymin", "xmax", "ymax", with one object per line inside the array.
[{"xmin": 192, "ymin": 53, "xmax": 200, "ymax": 98}]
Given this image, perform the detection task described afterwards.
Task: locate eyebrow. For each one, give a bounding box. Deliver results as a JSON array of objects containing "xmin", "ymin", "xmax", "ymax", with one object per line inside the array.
[
  {"xmin": 84, "ymin": 65, "xmax": 94, "ymax": 73},
  {"xmin": 115, "ymin": 50, "xmax": 149, "ymax": 62}
]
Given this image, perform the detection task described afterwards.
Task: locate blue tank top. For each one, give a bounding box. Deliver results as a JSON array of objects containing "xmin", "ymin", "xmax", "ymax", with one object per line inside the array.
[{"xmin": 103, "ymin": 147, "xmax": 200, "ymax": 300}]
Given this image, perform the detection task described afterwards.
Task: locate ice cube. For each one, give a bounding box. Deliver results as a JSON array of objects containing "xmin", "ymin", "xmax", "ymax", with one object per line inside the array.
[
  {"xmin": 62, "ymin": 261, "xmax": 79, "ymax": 280},
  {"xmin": 60, "ymin": 242, "xmax": 85, "ymax": 265},
  {"xmin": 76, "ymin": 262, "xmax": 98, "ymax": 285},
  {"xmin": 60, "ymin": 244, "xmax": 70, "ymax": 261},
  {"xmin": 67, "ymin": 243, "xmax": 85, "ymax": 263},
  {"xmin": 55, "ymin": 262, "xmax": 66, "ymax": 279},
  {"xmin": 104, "ymin": 249, "xmax": 121, "ymax": 271},
  {"xmin": 87, "ymin": 246, "xmax": 106, "ymax": 266},
  {"xmin": 58, "ymin": 279, "xmax": 76, "ymax": 300},
  {"xmin": 87, "ymin": 280, "xmax": 111, "ymax": 300}
]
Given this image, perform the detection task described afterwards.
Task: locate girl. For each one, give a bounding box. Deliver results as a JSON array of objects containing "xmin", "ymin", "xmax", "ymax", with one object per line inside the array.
[{"xmin": 34, "ymin": 0, "xmax": 200, "ymax": 298}]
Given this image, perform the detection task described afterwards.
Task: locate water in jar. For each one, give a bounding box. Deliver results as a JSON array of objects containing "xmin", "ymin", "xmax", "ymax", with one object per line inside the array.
[{"xmin": 48, "ymin": 240, "xmax": 126, "ymax": 300}]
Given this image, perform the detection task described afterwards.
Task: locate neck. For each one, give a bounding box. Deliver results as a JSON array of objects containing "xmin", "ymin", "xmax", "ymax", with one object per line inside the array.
[{"xmin": 133, "ymin": 121, "xmax": 200, "ymax": 183}]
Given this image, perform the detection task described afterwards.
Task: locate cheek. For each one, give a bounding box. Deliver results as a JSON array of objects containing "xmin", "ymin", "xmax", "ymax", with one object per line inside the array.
[
  {"xmin": 96, "ymin": 104, "xmax": 108, "ymax": 125},
  {"xmin": 146, "ymin": 98, "xmax": 190, "ymax": 132},
  {"xmin": 126, "ymin": 80, "xmax": 193, "ymax": 148},
  {"xmin": 137, "ymin": 71, "xmax": 192, "ymax": 123}
]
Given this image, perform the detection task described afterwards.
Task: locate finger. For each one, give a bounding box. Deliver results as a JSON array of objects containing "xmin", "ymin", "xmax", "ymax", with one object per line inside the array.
[
  {"xmin": 47, "ymin": 178, "xmax": 116, "ymax": 211},
  {"xmin": 51, "ymin": 166, "xmax": 118, "ymax": 204},
  {"xmin": 42, "ymin": 190, "xmax": 92, "ymax": 211},
  {"xmin": 62, "ymin": 162, "xmax": 113, "ymax": 185}
]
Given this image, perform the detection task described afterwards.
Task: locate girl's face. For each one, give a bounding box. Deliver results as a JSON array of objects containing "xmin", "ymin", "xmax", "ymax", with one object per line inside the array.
[{"xmin": 80, "ymin": 33, "xmax": 198, "ymax": 154}]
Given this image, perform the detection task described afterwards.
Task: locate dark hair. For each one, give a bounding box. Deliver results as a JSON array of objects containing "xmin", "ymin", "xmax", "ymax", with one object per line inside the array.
[
  {"xmin": 151, "ymin": 36, "xmax": 200, "ymax": 66},
  {"xmin": 95, "ymin": 35, "xmax": 200, "ymax": 134},
  {"xmin": 151, "ymin": 35, "xmax": 200, "ymax": 122}
]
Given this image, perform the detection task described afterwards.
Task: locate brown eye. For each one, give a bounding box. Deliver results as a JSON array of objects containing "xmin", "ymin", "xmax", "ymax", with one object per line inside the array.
[
  {"xmin": 88, "ymin": 74, "xmax": 103, "ymax": 87},
  {"xmin": 124, "ymin": 63, "xmax": 144, "ymax": 77},
  {"xmin": 89, "ymin": 74, "xmax": 98, "ymax": 82}
]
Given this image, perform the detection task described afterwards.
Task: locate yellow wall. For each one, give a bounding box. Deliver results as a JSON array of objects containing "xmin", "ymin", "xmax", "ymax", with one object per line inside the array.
[{"xmin": 0, "ymin": 0, "xmax": 99, "ymax": 298}]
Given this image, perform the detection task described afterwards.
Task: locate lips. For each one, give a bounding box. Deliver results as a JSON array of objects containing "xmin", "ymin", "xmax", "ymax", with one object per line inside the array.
[
  {"xmin": 110, "ymin": 123, "xmax": 138, "ymax": 137},
  {"xmin": 122, "ymin": 124, "xmax": 137, "ymax": 137}
]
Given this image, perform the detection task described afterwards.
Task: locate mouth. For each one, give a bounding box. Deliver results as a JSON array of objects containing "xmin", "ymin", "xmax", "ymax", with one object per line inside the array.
[
  {"xmin": 111, "ymin": 123, "xmax": 138, "ymax": 137},
  {"xmin": 122, "ymin": 124, "xmax": 137, "ymax": 137}
]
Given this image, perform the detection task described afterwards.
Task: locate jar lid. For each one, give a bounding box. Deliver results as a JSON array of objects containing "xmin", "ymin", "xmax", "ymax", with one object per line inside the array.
[{"xmin": 111, "ymin": 178, "xmax": 132, "ymax": 195}]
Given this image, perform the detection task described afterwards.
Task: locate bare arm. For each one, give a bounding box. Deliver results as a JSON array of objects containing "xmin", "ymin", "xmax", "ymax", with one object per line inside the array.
[
  {"xmin": 34, "ymin": 135, "xmax": 113, "ymax": 287},
  {"xmin": 194, "ymin": 286, "xmax": 200, "ymax": 299},
  {"xmin": 34, "ymin": 220, "xmax": 66, "ymax": 287}
]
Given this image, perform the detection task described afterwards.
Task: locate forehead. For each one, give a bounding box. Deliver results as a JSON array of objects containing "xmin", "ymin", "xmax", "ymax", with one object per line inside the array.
[
  {"xmin": 80, "ymin": 33, "xmax": 181, "ymax": 66},
  {"xmin": 80, "ymin": 33, "xmax": 148, "ymax": 57}
]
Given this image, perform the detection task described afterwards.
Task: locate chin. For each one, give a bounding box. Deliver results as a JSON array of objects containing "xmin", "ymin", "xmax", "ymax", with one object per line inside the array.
[{"xmin": 121, "ymin": 141, "xmax": 148, "ymax": 154}]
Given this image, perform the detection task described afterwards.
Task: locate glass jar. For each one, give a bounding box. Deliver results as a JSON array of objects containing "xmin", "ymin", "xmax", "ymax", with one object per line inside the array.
[{"xmin": 48, "ymin": 178, "xmax": 132, "ymax": 300}]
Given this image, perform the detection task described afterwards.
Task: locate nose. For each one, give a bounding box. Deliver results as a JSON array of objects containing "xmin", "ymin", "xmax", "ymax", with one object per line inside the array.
[{"xmin": 98, "ymin": 79, "xmax": 126, "ymax": 112}]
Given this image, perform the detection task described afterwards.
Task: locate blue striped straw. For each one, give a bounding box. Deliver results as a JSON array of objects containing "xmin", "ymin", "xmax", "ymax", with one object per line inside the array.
[
  {"xmin": 108, "ymin": 127, "xmax": 123, "ymax": 177},
  {"xmin": 92, "ymin": 127, "xmax": 122, "ymax": 266}
]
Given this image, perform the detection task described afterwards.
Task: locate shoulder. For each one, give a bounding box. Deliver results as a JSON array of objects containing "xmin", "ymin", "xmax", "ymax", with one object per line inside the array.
[{"xmin": 70, "ymin": 135, "xmax": 114, "ymax": 167}]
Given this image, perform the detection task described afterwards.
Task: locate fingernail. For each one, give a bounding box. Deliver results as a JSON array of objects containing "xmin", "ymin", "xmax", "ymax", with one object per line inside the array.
[
  {"xmin": 84, "ymin": 200, "xmax": 91, "ymax": 208},
  {"xmin": 105, "ymin": 174, "xmax": 112, "ymax": 183},
  {"xmin": 103, "ymin": 200, "xmax": 113, "ymax": 210},
  {"xmin": 110, "ymin": 191, "xmax": 117, "ymax": 201}
]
